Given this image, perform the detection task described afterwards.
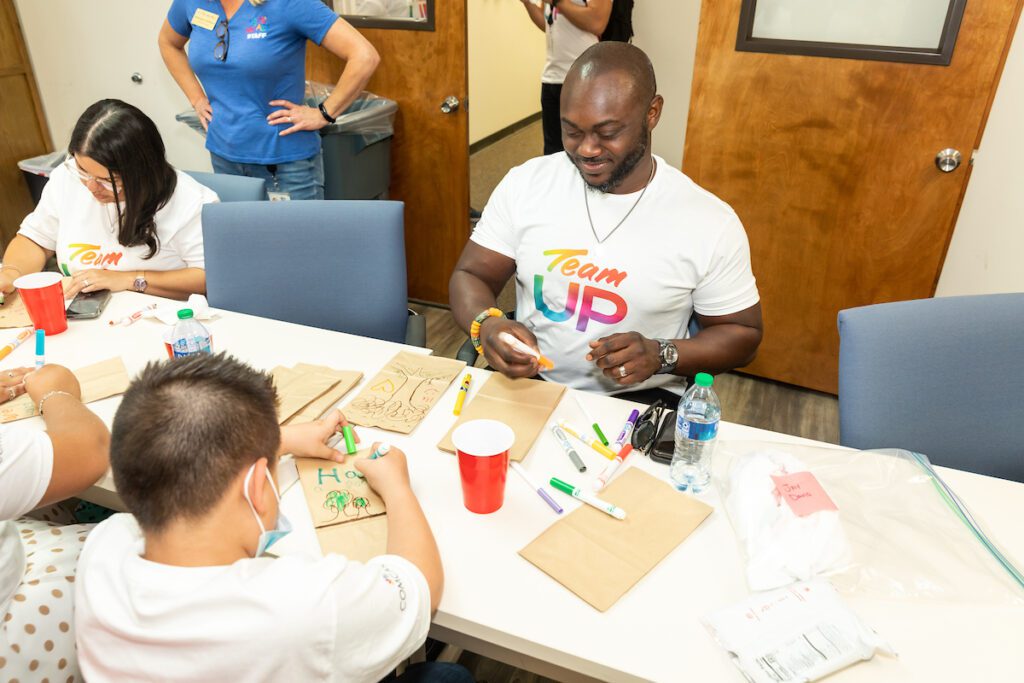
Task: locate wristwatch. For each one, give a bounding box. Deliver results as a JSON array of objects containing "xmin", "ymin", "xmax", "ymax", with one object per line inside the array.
[
  {"xmin": 654, "ymin": 338, "xmax": 678, "ymax": 374},
  {"xmin": 132, "ymin": 272, "xmax": 148, "ymax": 293}
]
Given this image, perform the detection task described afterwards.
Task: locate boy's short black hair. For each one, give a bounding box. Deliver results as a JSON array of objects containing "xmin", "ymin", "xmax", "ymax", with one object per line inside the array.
[{"xmin": 110, "ymin": 353, "xmax": 281, "ymax": 532}]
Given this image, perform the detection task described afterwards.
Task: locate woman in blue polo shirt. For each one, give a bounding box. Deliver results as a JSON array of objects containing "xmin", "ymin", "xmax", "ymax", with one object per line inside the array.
[{"xmin": 159, "ymin": 0, "xmax": 379, "ymax": 200}]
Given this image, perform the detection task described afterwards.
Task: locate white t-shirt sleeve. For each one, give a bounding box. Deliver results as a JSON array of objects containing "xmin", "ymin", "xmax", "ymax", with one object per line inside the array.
[
  {"xmin": 163, "ymin": 178, "xmax": 218, "ymax": 270},
  {"xmin": 329, "ymin": 554, "xmax": 431, "ymax": 681},
  {"xmin": 0, "ymin": 426, "xmax": 54, "ymax": 519},
  {"xmin": 469, "ymin": 166, "xmax": 521, "ymax": 259},
  {"xmin": 18, "ymin": 164, "xmax": 67, "ymax": 252},
  {"xmin": 692, "ymin": 214, "xmax": 761, "ymax": 317}
]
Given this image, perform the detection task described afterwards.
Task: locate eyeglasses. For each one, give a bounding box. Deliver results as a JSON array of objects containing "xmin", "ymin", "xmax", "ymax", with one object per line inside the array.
[
  {"xmin": 63, "ymin": 155, "xmax": 117, "ymax": 192},
  {"xmin": 214, "ymin": 20, "xmax": 230, "ymax": 62},
  {"xmin": 631, "ymin": 400, "xmax": 669, "ymax": 455}
]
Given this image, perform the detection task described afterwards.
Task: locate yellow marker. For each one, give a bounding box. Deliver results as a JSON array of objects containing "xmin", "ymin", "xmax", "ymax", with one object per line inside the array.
[
  {"xmin": 0, "ymin": 328, "xmax": 33, "ymax": 362},
  {"xmin": 557, "ymin": 419, "xmax": 617, "ymax": 460},
  {"xmin": 453, "ymin": 373, "xmax": 472, "ymax": 415}
]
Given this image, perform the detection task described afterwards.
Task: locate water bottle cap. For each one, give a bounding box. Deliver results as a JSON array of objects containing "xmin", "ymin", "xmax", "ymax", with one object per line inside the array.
[
  {"xmin": 695, "ymin": 372, "xmax": 714, "ymax": 387},
  {"xmin": 177, "ymin": 309, "xmax": 194, "ymax": 320}
]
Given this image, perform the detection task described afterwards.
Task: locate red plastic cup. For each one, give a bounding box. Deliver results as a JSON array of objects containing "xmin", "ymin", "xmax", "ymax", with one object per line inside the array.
[
  {"xmin": 452, "ymin": 419, "xmax": 515, "ymax": 514},
  {"xmin": 14, "ymin": 272, "xmax": 67, "ymax": 335}
]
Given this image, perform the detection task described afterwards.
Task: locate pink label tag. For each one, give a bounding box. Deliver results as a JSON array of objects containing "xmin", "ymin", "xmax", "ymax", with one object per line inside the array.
[{"xmin": 770, "ymin": 472, "xmax": 838, "ymax": 517}]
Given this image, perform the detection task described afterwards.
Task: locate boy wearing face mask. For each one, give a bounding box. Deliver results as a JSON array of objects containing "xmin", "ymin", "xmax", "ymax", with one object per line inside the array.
[{"xmin": 74, "ymin": 353, "xmax": 459, "ymax": 683}]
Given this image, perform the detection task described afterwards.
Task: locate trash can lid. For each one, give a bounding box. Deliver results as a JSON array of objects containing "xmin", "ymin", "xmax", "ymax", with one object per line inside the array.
[{"xmin": 17, "ymin": 150, "xmax": 66, "ymax": 177}]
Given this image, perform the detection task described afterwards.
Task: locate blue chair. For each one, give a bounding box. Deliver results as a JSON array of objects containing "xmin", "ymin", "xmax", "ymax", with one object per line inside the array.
[
  {"xmin": 837, "ymin": 294, "xmax": 1024, "ymax": 482},
  {"xmin": 202, "ymin": 200, "xmax": 424, "ymax": 346},
  {"xmin": 186, "ymin": 171, "xmax": 268, "ymax": 202}
]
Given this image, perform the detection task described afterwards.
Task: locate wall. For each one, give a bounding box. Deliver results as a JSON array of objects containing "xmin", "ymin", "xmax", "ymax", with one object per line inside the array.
[
  {"xmin": 467, "ymin": 0, "xmax": 545, "ymax": 144},
  {"xmin": 632, "ymin": 0, "xmax": 702, "ymax": 169},
  {"xmin": 12, "ymin": 1, "xmax": 211, "ymax": 171},
  {"xmin": 936, "ymin": 10, "xmax": 1024, "ymax": 296}
]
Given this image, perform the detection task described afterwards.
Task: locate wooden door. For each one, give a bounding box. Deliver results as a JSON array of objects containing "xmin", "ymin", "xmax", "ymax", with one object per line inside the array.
[
  {"xmin": 684, "ymin": 1, "xmax": 1023, "ymax": 393},
  {"xmin": 308, "ymin": 4, "xmax": 468, "ymax": 304},
  {"xmin": 0, "ymin": 0, "xmax": 52, "ymax": 248}
]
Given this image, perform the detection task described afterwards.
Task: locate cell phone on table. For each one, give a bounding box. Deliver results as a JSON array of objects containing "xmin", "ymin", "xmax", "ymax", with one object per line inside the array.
[
  {"xmin": 67, "ymin": 289, "xmax": 112, "ymax": 320},
  {"xmin": 650, "ymin": 410, "xmax": 677, "ymax": 465}
]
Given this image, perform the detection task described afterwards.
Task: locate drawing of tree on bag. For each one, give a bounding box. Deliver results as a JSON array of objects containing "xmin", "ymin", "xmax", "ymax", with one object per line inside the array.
[
  {"xmin": 323, "ymin": 489, "xmax": 373, "ymax": 521},
  {"xmin": 351, "ymin": 358, "xmax": 452, "ymax": 427}
]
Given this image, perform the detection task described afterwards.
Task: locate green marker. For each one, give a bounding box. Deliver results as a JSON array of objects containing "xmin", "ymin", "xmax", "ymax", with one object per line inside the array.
[
  {"xmin": 550, "ymin": 477, "xmax": 626, "ymax": 520},
  {"xmin": 574, "ymin": 394, "xmax": 609, "ymax": 446},
  {"xmin": 342, "ymin": 425, "xmax": 357, "ymax": 454}
]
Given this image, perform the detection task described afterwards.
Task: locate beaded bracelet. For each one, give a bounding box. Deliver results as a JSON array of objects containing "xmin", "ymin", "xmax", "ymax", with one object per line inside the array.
[
  {"xmin": 38, "ymin": 390, "xmax": 74, "ymax": 416},
  {"xmin": 470, "ymin": 307, "xmax": 504, "ymax": 355}
]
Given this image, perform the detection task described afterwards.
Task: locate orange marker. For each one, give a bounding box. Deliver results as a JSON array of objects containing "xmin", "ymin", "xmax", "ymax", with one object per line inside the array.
[
  {"xmin": 0, "ymin": 328, "xmax": 33, "ymax": 362},
  {"xmin": 498, "ymin": 331, "xmax": 554, "ymax": 369}
]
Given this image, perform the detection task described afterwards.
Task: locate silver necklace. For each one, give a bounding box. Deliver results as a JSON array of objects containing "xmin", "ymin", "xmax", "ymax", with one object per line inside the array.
[{"xmin": 583, "ymin": 158, "xmax": 657, "ymax": 244}]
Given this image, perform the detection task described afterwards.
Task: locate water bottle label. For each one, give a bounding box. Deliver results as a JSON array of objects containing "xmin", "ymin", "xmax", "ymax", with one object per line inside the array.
[{"xmin": 679, "ymin": 416, "xmax": 718, "ymax": 441}]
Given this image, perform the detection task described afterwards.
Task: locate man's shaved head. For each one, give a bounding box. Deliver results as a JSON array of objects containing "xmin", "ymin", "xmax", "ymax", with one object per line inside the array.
[
  {"xmin": 564, "ymin": 42, "xmax": 657, "ymax": 104},
  {"xmin": 559, "ymin": 43, "xmax": 662, "ymax": 194}
]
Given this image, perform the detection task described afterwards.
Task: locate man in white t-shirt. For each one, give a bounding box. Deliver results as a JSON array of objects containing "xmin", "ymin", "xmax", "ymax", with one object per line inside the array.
[
  {"xmin": 450, "ymin": 42, "xmax": 763, "ymax": 398},
  {"xmin": 520, "ymin": 0, "xmax": 611, "ymax": 154},
  {"xmin": 75, "ymin": 353, "xmax": 468, "ymax": 683}
]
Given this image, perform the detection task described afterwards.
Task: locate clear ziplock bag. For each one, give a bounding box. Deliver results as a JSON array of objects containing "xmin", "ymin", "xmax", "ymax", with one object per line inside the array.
[{"xmin": 715, "ymin": 441, "xmax": 1024, "ymax": 604}]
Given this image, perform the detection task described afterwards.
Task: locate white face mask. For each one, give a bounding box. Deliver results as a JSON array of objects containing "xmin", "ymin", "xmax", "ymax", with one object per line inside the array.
[{"xmin": 242, "ymin": 462, "xmax": 292, "ymax": 557}]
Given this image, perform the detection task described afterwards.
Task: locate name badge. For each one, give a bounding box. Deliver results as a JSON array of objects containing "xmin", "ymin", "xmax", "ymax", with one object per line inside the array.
[{"xmin": 191, "ymin": 8, "xmax": 220, "ymax": 31}]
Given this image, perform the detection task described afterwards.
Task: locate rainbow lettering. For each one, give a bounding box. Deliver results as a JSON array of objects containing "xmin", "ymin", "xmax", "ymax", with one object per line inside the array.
[{"xmin": 534, "ymin": 248, "xmax": 629, "ymax": 332}]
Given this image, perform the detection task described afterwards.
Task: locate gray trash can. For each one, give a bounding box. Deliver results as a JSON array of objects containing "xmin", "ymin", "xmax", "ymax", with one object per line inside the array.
[
  {"xmin": 176, "ymin": 87, "xmax": 398, "ymax": 200},
  {"xmin": 18, "ymin": 150, "xmax": 66, "ymax": 206},
  {"xmin": 320, "ymin": 93, "xmax": 397, "ymax": 200}
]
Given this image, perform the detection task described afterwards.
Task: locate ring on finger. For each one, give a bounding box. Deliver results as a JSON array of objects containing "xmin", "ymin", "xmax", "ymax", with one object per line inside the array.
[
  {"xmin": 84, "ymin": 279, "xmax": 91, "ymax": 287},
  {"xmin": 6, "ymin": 387, "xmax": 14, "ymax": 401},
  {"xmin": 6, "ymin": 371, "xmax": 12, "ymax": 378},
  {"xmin": 618, "ymin": 365, "xmax": 627, "ymax": 378}
]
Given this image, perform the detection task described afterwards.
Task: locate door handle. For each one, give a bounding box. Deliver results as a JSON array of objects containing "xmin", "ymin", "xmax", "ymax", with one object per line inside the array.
[
  {"xmin": 440, "ymin": 96, "xmax": 460, "ymax": 114},
  {"xmin": 935, "ymin": 148, "xmax": 962, "ymax": 173}
]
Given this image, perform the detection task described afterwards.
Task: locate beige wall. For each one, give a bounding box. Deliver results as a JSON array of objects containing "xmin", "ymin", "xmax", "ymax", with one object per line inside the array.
[
  {"xmin": 13, "ymin": 1, "xmax": 212, "ymax": 171},
  {"xmin": 936, "ymin": 10, "xmax": 1024, "ymax": 296},
  {"xmin": 632, "ymin": 0, "xmax": 702, "ymax": 169},
  {"xmin": 468, "ymin": 0, "xmax": 546, "ymax": 144}
]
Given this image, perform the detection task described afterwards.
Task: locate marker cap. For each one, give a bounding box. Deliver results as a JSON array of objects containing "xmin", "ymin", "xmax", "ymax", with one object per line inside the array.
[{"xmin": 549, "ymin": 477, "xmax": 575, "ymax": 496}]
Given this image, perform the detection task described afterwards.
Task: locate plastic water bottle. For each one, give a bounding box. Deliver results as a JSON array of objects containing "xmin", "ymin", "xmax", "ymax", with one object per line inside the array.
[
  {"xmin": 670, "ymin": 372, "xmax": 720, "ymax": 493},
  {"xmin": 170, "ymin": 309, "xmax": 212, "ymax": 357}
]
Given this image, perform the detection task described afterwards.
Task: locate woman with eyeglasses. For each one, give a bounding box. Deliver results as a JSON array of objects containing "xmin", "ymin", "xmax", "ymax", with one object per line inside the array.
[
  {"xmin": 158, "ymin": 0, "xmax": 379, "ymax": 200},
  {"xmin": 0, "ymin": 99, "xmax": 217, "ymax": 301}
]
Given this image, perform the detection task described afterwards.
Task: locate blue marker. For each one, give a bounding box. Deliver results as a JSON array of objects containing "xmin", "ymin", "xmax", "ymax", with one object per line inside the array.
[
  {"xmin": 369, "ymin": 443, "xmax": 390, "ymax": 460},
  {"xmin": 34, "ymin": 329, "xmax": 44, "ymax": 369}
]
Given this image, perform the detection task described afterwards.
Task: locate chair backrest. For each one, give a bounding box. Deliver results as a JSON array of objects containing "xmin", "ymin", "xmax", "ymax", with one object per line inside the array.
[
  {"xmin": 202, "ymin": 200, "xmax": 408, "ymax": 343},
  {"xmin": 837, "ymin": 293, "xmax": 1024, "ymax": 482},
  {"xmin": 186, "ymin": 171, "xmax": 268, "ymax": 202}
]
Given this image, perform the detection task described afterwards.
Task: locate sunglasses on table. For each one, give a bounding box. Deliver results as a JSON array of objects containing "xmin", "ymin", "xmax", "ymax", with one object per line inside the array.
[{"xmin": 631, "ymin": 400, "xmax": 670, "ymax": 455}]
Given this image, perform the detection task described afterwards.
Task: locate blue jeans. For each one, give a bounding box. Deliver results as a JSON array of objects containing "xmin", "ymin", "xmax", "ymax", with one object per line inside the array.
[
  {"xmin": 383, "ymin": 662, "xmax": 475, "ymax": 683},
  {"xmin": 210, "ymin": 149, "xmax": 324, "ymax": 200}
]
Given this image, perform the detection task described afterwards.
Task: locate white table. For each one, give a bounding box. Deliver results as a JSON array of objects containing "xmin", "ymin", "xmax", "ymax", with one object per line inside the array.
[{"xmin": 5, "ymin": 292, "xmax": 1023, "ymax": 683}]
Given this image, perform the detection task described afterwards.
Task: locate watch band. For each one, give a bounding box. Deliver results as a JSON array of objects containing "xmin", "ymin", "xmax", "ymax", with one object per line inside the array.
[
  {"xmin": 656, "ymin": 339, "xmax": 678, "ymax": 374},
  {"xmin": 318, "ymin": 102, "xmax": 337, "ymax": 124}
]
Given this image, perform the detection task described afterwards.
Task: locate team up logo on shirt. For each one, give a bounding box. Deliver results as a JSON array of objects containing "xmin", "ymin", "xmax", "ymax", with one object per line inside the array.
[
  {"xmin": 59, "ymin": 243, "xmax": 125, "ymax": 275},
  {"xmin": 246, "ymin": 15, "xmax": 268, "ymax": 39},
  {"xmin": 534, "ymin": 248, "xmax": 629, "ymax": 332}
]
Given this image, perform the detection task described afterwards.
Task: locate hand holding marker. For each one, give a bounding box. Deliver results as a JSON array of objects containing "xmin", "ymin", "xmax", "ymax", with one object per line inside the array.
[{"xmin": 498, "ymin": 331, "xmax": 554, "ymax": 370}]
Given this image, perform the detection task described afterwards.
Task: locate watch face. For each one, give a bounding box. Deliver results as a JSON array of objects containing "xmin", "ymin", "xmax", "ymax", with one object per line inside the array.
[
  {"xmin": 662, "ymin": 342, "xmax": 678, "ymax": 365},
  {"xmin": 133, "ymin": 277, "xmax": 147, "ymax": 292}
]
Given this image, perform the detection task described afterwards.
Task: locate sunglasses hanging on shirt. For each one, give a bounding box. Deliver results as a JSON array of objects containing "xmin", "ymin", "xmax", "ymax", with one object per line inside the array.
[{"xmin": 214, "ymin": 20, "xmax": 230, "ymax": 62}]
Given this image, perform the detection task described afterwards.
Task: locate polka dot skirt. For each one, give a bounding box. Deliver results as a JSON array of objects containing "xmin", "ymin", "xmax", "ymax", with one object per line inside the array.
[{"xmin": 1, "ymin": 517, "xmax": 92, "ymax": 682}]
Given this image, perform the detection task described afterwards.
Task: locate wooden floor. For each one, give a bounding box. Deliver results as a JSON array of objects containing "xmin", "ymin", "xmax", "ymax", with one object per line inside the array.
[{"xmin": 414, "ymin": 119, "xmax": 839, "ymax": 682}]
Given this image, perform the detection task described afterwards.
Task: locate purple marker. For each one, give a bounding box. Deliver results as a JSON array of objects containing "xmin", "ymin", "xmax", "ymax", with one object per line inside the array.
[
  {"xmin": 613, "ymin": 409, "xmax": 640, "ymax": 450},
  {"xmin": 510, "ymin": 462, "xmax": 563, "ymax": 514}
]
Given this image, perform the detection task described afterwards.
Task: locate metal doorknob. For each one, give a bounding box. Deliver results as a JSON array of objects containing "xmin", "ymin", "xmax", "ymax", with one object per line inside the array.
[
  {"xmin": 935, "ymin": 148, "xmax": 962, "ymax": 173},
  {"xmin": 440, "ymin": 96, "xmax": 460, "ymax": 114}
]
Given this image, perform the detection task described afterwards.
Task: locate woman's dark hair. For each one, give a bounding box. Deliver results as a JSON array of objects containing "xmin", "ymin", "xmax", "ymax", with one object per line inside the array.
[{"xmin": 68, "ymin": 99, "xmax": 177, "ymax": 259}]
